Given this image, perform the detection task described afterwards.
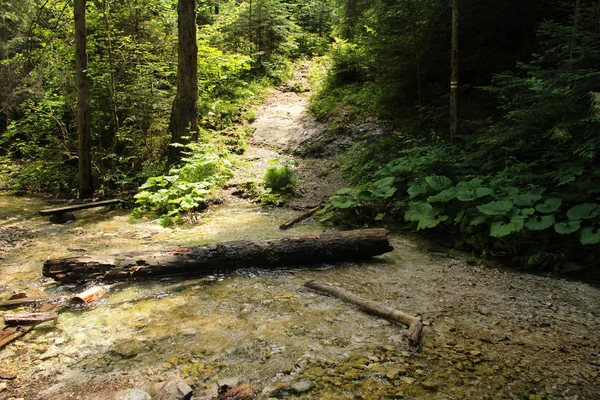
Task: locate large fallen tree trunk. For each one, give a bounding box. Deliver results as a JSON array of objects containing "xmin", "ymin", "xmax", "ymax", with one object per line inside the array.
[
  {"xmin": 44, "ymin": 229, "xmax": 393, "ymax": 284},
  {"xmin": 305, "ymin": 280, "xmax": 424, "ymax": 347}
]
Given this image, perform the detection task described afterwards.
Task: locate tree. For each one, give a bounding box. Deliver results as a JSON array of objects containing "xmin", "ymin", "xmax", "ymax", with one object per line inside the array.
[
  {"xmin": 74, "ymin": 0, "xmax": 93, "ymax": 198},
  {"xmin": 168, "ymin": 0, "xmax": 199, "ymax": 163},
  {"xmin": 449, "ymin": 0, "xmax": 459, "ymax": 139}
]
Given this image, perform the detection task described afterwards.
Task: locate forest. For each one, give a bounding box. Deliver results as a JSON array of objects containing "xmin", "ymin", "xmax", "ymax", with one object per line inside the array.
[
  {"xmin": 1, "ymin": 0, "xmax": 599, "ymax": 272},
  {"xmin": 0, "ymin": 1, "xmax": 599, "ymax": 399}
]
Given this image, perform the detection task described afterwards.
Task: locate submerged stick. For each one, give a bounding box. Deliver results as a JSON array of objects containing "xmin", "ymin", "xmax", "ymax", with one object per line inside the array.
[
  {"xmin": 279, "ymin": 205, "xmax": 323, "ymax": 230},
  {"xmin": 305, "ymin": 280, "xmax": 424, "ymax": 346}
]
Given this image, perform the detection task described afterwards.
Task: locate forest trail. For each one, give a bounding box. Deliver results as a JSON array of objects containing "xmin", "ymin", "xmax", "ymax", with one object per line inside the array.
[{"xmin": 219, "ymin": 61, "xmax": 346, "ymax": 209}]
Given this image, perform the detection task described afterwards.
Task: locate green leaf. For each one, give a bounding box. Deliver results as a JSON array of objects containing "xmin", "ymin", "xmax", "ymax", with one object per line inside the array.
[
  {"xmin": 407, "ymin": 181, "xmax": 429, "ymax": 199},
  {"xmin": 512, "ymin": 188, "xmax": 544, "ymax": 206},
  {"xmin": 425, "ymin": 175, "xmax": 453, "ymax": 191},
  {"xmin": 566, "ymin": 203, "xmax": 599, "ymax": 220},
  {"xmin": 404, "ymin": 202, "xmax": 447, "ymax": 231},
  {"xmin": 331, "ymin": 195, "xmax": 356, "ymax": 209},
  {"xmin": 455, "ymin": 180, "xmax": 492, "ymax": 201},
  {"xmin": 477, "ymin": 201, "xmax": 513, "ymax": 216},
  {"xmin": 335, "ymin": 187, "xmax": 353, "ymax": 195},
  {"xmin": 554, "ymin": 220, "xmax": 581, "ymax": 234},
  {"xmin": 427, "ymin": 187, "xmax": 457, "ymax": 203},
  {"xmin": 404, "ymin": 202, "xmax": 437, "ymax": 222},
  {"xmin": 373, "ymin": 176, "xmax": 395, "ymax": 188},
  {"xmin": 490, "ymin": 221, "xmax": 521, "ymax": 238},
  {"xmin": 520, "ymin": 208, "xmax": 535, "ymax": 216},
  {"xmin": 535, "ymin": 198, "xmax": 561, "ymax": 213},
  {"xmin": 418, "ymin": 214, "xmax": 448, "ymax": 230},
  {"xmin": 525, "ymin": 215, "xmax": 555, "ymax": 230},
  {"xmin": 468, "ymin": 215, "xmax": 487, "ymax": 226},
  {"xmin": 580, "ymin": 227, "xmax": 600, "ymax": 245}
]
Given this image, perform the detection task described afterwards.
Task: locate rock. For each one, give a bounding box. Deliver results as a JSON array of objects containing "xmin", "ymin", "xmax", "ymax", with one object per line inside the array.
[
  {"xmin": 155, "ymin": 377, "xmax": 193, "ymax": 400},
  {"xmin": 110, "ymin": 339, "xmax": 146, "ymax": 358},
  {"xmin": 0, "ymin": 371, "xmax": 17, "ymax": 380},
  {"xmin": 181, "ymin": 328, "xmax": 197, "ymax": 336},
  {"xmin": 50, "ymin": 212, "xmax": 77, "ymax": 224},
  {"xmin": 290, "ymin": 381, "xmax": 315, "ymax": 393},
  {"xmin": 218, "ymin": 377, "xmax": 241, "ymax": 389},
  {"xmin": 401, "ymin": 377, "xmax": 416, "ymax": 385},
  {"xmin": 386, "ymin": 369, "xmax": 401, "ymax": 380},
  {"xmin": 218, "ymin": 383, "xmax": 259, "ymax": 399},
  {"xmin": 117, "ymin": 389, "xmax": 152, "ymax": 400},
  {"xmin": 0, "ymin": 382, "xmax": 6, "ymax": 393},
  {"xmin": 422, "ymin": 381, "xmax": 438, "ymax": 392}
]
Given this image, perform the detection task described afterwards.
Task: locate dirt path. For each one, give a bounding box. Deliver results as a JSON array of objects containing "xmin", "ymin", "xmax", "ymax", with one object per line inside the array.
[{"xmin": 219, "ymin": 61, "xmax": 345, "ymax": 209}]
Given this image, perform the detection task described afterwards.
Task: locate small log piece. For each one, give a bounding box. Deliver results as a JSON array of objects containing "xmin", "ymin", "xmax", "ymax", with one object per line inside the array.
[
  {"xmin": 4, "ymin": 312, "xmax": 58, "ymax": 326},
  {"xmin": 44, "ymin": 229, "xmax": 393, "ymax": 284},
  {"xmin": 0, "ymin": 297, "xmax": 50, "ymax": 309},
  {"xmin": 279, "ymin": 205, "xmax": 323, "ymax": 230},
  {"xmin": 305, "ymin": 280, "xmax": 424, "ymax": 346},
  {"xmin": 71, "ymin": 286, "xmax": 106, "ymax": 304}
]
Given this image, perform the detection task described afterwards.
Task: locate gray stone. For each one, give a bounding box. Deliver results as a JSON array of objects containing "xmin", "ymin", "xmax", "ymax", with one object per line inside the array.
[
  {"xmin": 155, "ymin": 377, "xmax": 193, "ymax": 400},
  {"xmin": 290, "ymin": 381, "xmax": 315, "ymax": 393},
  {"xmin": 117, "ymin": 389, "xmax": 152, "ymax": 400}
]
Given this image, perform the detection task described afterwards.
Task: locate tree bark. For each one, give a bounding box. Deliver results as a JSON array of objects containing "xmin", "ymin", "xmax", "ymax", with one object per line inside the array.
[
  {"xmin": 74, "ymin": 0, "xmax": 93, "ymax": 198},
  {"xmin": 43, "ymin": 229, "xmax": 394, "ymax": 284},
  {"xmin": 449, "ymin": 0, "xmax": 459, "ymax": 140},
  {"xmin": 168, "ymin": 0, "xmax": 199, "ymax": 163},
  {"xmin": 305, "ymin": 280, "xmax": 424, "ymax": 347}
]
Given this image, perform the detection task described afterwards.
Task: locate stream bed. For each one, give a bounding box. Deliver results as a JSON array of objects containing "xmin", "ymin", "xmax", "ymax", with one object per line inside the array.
[{"xmin": 1, "ymin": 193, "xmax": 599, "ymax": 399}]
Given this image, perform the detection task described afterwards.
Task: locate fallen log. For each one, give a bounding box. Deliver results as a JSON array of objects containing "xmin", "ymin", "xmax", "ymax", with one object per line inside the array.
[
  {"xmin": 4, "ymin": 312, "xmax": 59, "ymax": 326},
  {"xmin": 39, "ymin": 199, "xmax": 121, "ymax": 216},
  {"xmin": 304, "ymin": 280, "xmax": 424, "ymax": 347},
  {"xmin": 279, "ymin": 205, "xmax": 323, "ymax": 230},
  {"xmin": 44, "ymin": 228, "xmax": 393, "ymax": 284}
]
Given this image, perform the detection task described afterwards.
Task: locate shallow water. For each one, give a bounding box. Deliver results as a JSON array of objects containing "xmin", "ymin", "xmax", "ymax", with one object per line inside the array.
[{"xmin": 1, "ymin": 193, "xmax": 599, "ymax": 400}]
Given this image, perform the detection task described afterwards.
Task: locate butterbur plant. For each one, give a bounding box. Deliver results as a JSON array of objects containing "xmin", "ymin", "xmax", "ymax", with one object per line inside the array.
[{"xmin": 132, "ymin": 142, "xmax": 233, "ymax": 226}]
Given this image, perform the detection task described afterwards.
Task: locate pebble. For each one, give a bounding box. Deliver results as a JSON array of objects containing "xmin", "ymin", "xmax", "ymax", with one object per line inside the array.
[
  {"xmin": 422, "ymin": 381, "xmax": 438, "ymax": 391},
  {"xmin": 0, "ymin": 382, "xmax": 6, "ymax": 392},
  {"xmin": 290, "ymin": 381, "xmax": 315, "ymax": 393},
  {"xmin": 117, "ymin": 388, "xmax": 152, "ymax": 400}
]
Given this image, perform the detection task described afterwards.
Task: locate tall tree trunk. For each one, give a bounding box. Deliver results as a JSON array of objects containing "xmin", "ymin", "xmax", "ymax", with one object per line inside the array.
[
  {"xmin": 103, "ymin": 0, "xmax": 119, "ymax": 163},
  {"xmin": 168, "ymin": 0, "xmax": 199, "ymax": 164},
  {"xmin": 449, "ymin": 0, "xmax": 459, "ymax": 140},
  {"xmin": 74, "ymin": 0, "xmax": 93, "ymax": 198}
]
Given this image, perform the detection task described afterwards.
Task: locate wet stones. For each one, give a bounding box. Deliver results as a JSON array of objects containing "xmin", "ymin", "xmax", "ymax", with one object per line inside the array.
[
  {"xmin": 110, "ymin": 339, "xmax": 147, "ymax": 359},
  {"xmin": 154, "ymin": 377, "xmax": 193, "ymax": 400},
  {"xmin": 290, "ymin": 380, "xmax": 315, "ymax": 393},
  {"xmin": 117, "ymin": 388, "xmax": 152, "ymax": 400}
]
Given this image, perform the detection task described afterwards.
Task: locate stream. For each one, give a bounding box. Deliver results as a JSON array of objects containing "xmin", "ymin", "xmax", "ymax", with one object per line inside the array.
[{"xmin": 1, "ymin": 67, "xmax": 600, "ymax": 399}]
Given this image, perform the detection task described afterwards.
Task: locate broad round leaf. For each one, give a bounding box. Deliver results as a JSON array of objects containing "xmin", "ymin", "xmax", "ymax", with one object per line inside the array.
[
  {"xmin": 427, "ymin": 187, "xmax": 457, "ymax": 203},
  {"xmin": 490, "ymin": 221, "xmax": 521, "ymax": 238},
  {"xmin": 425, "ymin": 175, "xmax": 453, "ymax": 191},
  {"xmin": 554, "ymin": 220, "xmax": 581, "ymax": 234},
  {"xmin": 535, "ymin": 198, "xmax": 562, "ymax": 214},
  {"xmin": 580, "ymin": 227, "xmax": 600, "ymax": 245},
  {"xmin": 566, "ymin": 203, "xmax": 599, "ymax": 221},
  {"xmin": 525, "ymin": 215, "xmax": 555, "ymax": 231},
  {"xmin": 477, "ymin": 201, "xmax": 513, "ymax": 216},
  {"xmin": 407, "ymin": 182, "xmax": 429, "ymax": 199},
  {"xmin": 373, "ymin": 176, "xmax": 395, "ymax": 188}
]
